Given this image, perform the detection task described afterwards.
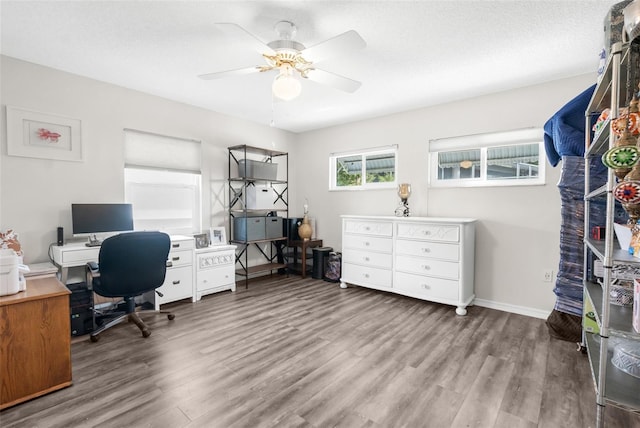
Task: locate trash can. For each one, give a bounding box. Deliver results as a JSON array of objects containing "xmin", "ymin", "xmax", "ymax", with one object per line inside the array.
[
  {"xmin": 312, "ymin": 247, "xmax": 333, "ymax": 279},
  {"xmin": 324, "ymin": 252, "xmax": 342, "ymax": 282}
]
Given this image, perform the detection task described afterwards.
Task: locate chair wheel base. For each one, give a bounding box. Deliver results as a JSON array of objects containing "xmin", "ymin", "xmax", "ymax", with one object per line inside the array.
[
  {"xmin": 90, "ymin": 334, "xmax": 100, "ymax": 342},
  {"xmin": 142, "ymin": 328, "xmax": 151, "ymax": 338},
  {"xmin": 168, "ymin": 314, "xmax": 175, "ymax": 320}
]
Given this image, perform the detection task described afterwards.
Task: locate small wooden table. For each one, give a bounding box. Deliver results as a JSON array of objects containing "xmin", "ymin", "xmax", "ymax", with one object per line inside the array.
[
  {"xmin": 0, "ymin": 276, "xmax": 72, "ymax": 410},
  {"xmin": 287, "ymin": 239, "xmax": 323, "ymax": 278}
]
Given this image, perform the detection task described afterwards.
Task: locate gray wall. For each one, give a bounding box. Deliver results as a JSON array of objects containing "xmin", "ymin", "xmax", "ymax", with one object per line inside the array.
[{"xmin": 1, "ymin": 54, "xmax": 596, "ymax": 318}]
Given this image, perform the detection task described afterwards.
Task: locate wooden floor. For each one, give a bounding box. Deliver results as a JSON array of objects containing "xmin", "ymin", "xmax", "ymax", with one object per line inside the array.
[{"xmin": 2, "ymin": 275, "xmax": 639, "ymax": 428}]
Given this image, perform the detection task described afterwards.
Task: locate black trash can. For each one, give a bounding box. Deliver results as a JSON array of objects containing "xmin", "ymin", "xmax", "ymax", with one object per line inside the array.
[{"xmin": 312, "ymin": 247, "xmax": 333, "ymax": 279}]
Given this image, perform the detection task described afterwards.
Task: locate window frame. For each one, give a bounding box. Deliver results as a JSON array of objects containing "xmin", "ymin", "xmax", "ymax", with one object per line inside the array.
[
  {"xmin": 329, "ymin": 145, "xmax": 398, "ymax": 191},
  {"xmin": 428, "ymin": 128, "xmax": 545, "ymax": 188}
]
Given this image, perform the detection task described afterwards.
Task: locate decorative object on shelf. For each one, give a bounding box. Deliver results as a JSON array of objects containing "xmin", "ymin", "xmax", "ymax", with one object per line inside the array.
[
  {"xmin": 614, "ymin": 180, "xmax": 640, "ymax": 204},
  {"xmin": 298, "ymin": 199, "xmax": 313, "ymax": 240},
  {"xmin": 209, "ymin": 227, "xmax": 227, "ymax": 246},
  {"xmin": 611, "ymin": 341, "xmax": 640, "ymax": 379},
  {"xmin": 602, "ymin": 145, "xmax": 640, "ymax": 169},
  {"xmin": 395, "ymin": 183, "xmax": 411, "ymax": 217},
  {"xmin": 194, "ymin": 233, "xmax": 210, "ymax": 249},
  {"xmin": 6, "ymin": 106, "xmax": 83, "ymax": 162},
  {"xmin": 623, "ymin": 0, "xmax": 640, "ymax": 42}
]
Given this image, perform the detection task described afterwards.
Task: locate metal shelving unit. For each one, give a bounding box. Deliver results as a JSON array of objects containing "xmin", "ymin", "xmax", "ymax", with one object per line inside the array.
[
  {"xmin": 228, "ymin": 145, "xmax": 289, "ymax": 288},
  {"xmin": 583, "ymin": 41, "xmax": 640, "ymax": 427}
]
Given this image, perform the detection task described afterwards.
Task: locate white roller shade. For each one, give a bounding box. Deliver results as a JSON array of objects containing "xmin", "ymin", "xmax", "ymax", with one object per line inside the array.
[{"xmin": 124, "ymin": 129, "xmax": 201, "ymax": 173}]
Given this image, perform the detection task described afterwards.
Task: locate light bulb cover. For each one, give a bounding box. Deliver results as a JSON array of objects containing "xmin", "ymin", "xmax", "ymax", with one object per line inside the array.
[{"xmin": 272, "ymin": 65, "xmax": 301, "ymax": 100}]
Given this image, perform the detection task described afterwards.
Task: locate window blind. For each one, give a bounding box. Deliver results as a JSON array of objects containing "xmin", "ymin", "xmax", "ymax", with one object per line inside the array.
[{"xmin": 124, "ymin": 129, "xmax": 201, "ymax": 173}]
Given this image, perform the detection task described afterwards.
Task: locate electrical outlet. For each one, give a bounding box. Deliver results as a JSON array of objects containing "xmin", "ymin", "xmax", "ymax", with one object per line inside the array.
[{"xmin": 543, "ymin": 269, "xmax": 553, "ymax": 282}]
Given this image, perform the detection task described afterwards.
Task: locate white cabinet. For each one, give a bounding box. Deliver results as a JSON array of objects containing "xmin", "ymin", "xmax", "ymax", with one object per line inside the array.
[
  {"xmin": 152, "ymin": 235, "xmax": 195, "ymax": 310},
  {"xmin": 340, "ymin": 215, "xmax": 476, "ymax": 315},
  {"xmin": 194, "ymin": 245, "xmax": 236, "ymax": 300}
]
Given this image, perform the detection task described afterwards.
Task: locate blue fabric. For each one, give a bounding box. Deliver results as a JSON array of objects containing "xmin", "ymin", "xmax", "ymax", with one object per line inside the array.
[{"xmin": 543, "ymin": 85, "xmax": 596, "ymax": 167}]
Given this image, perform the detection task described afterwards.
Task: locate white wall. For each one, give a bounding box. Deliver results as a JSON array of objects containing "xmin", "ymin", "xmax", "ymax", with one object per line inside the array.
[
  {"xmin": 0, "ymin": 56, "xmax": 296, "ymax": 263},
  {"xmin": 1, "ymin": 54, "xmax": 596, "ymax": 318},
  {"xmin": 290, "ymin": 73, "xmax": 596, "ymax": 318}
]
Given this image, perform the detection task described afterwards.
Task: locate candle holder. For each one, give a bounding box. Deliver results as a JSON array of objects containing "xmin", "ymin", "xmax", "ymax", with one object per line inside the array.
[{"xmin": 395, "ymin": 183, "xmax": 411, "ymax": 217}]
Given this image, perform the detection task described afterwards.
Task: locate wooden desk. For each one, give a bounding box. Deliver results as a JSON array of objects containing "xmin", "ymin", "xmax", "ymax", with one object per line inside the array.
[
  {"xmin": 288, "ymin": 239, "xmax": 323, "ymax": 278},
  {"xmin": 0, "ymin": 277, "xmax": 72, "ymax": 410}
]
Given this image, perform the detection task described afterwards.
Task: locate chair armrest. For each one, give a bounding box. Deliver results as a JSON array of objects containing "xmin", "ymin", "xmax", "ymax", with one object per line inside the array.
[{"xmin": 86, "ymin": 261, "xmax": 100, "ymax": 278}]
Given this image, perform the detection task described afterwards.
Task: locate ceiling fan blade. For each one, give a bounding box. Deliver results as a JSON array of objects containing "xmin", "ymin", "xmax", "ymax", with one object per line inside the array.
[
  {"xmin": 306, "ymin": 69, "xmax": 362, "ymax": 93},
  {"xmin": 215, "ymin": 23, "xmax": 276, "ymax": 56},
  {"xmin": 302, "ymin": 30, "xmax": 366, "ymax": 63},
  {"xmin": 198, "ymin": 66, "xmax": 261, "ymax": 80}
]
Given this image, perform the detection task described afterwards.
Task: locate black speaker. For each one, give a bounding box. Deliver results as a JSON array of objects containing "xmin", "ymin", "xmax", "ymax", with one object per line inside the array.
[{"xmin": 57, "ymin": 227, "xmax": 64, "ymax": 246}]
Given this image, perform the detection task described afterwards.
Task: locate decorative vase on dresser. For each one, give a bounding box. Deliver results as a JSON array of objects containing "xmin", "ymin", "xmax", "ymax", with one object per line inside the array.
[{"xmin": 340, "ymin": 215, "xmax": 476, "ymax": 315}]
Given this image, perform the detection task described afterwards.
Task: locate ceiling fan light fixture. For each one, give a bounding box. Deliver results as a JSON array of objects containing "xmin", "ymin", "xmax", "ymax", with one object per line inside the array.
[{"xmin": 272, "ymin": 65, "xmax": 301, "ymax": 100}]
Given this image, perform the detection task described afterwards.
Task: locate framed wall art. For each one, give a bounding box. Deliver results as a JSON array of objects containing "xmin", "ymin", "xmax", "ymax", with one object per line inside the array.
[
  {"xmin": 194, "ymin": 233, "xmax": 210, "ymax": 249},
  {"xmin": 6, "ymin": 106, "xmax": 83, "ymax": 162},
  {"xmin": 209, "ymin": 227, "xmax": 227, "ymax": 246}
]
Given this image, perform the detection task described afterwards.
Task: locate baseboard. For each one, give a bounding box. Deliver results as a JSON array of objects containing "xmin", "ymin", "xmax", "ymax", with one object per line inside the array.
[{"xmin": 473, "ymin": 298, "xmax": 551, "ymax": 320}]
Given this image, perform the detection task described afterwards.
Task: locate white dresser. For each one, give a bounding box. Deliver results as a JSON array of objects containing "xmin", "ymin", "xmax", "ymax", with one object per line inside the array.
[
  {"xmin": 153, "ymin": 235, "xmax": 195, "ymax": 310},
  {"xmin": 194, "ymin": 245, "xmax": 236, "ymax": 300},
  {"xmin": 340, "ymin": 215, "xmax": 476, "ymax": 315}
]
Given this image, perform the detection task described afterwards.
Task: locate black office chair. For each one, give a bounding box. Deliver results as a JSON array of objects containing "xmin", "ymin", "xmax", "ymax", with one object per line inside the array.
[{"xmin": 86, "ymin": 231, "xmax": 174, "ymax": 342}]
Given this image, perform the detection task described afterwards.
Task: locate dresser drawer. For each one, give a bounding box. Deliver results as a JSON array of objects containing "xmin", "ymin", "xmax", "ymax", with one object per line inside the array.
[
  {"xmin": 396, "ymin": 223, "xmax": 459, "ymax": 242},
  {"xmin": 394, "ymin": 271, "xmax": 459, "ymax": 301},
  {"xmin": 157, "ymin": 265, "xmax": 193, "ymax": 303},
  {"xmin": 344, "ymin": 219, "xmax": 393, "ymax": 237},
  {"xmin": 196, "ymin": 251, "xmax": 234, "ymax": 271},
  {"xmin": 395, "ymin": 239, "xmax": 459, "ymax": 261},
  {"xmin": 343, "ymin": 234, "xmax": 392, "ymax": 253},
  {"xmin": 167, "ymin": 249, "xmax": 193, "ymax": 268},
  {"xmin": 342, "ymin": 263, "xmax": 392, "ymax": 288},
  {"xmin": 170, "ymin": 238, "xmax": 195, "ymax": 251},
  {"xmin": 197, "ymin": 265, "xmax": 235, "ymax": 292},
  {"xmin": 395, "ymin": 255, "xmax": 459, "ymax": 280},
  {"xmin": 343, "ymin": 249, "xmax": 393, "ymax": 269}
]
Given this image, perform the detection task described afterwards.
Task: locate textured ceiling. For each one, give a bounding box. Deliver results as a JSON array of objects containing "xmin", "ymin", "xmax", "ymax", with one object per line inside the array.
[{"xmin": 0, "ymin": 1, "xmax": 623, "ymax": 133}]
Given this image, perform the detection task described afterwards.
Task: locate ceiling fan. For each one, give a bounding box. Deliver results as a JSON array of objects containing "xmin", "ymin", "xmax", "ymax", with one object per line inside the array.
[{"xmin": 198, "ymin": 21, "xmax": 366, "ymax": 100}]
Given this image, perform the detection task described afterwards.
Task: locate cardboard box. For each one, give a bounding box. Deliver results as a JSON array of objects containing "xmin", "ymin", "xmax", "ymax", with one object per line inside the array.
[
  {"xmin": 583, "ymin": 295, "xmax": 599, "ymax": 335},
  {"xmin": 634, "ymin": 279, "xmax": 640, "ymax": 333}
]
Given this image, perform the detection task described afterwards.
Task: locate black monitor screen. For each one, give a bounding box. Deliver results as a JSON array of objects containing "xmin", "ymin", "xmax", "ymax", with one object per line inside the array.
[{"xmin": 71, "ymin": 203, "xmax": 134, "ymax": 235}]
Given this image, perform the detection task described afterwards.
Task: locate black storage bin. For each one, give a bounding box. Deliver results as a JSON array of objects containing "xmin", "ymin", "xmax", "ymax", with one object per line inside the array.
[{"xmin": 312, "ymin": 247, "xmax": 333, "ymax": 279}]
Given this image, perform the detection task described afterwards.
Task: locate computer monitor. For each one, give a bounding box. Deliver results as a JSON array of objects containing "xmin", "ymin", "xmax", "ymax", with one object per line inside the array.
[{"xmin": 71, "ymin": 203, "xmax": 134, "ymax": 240}]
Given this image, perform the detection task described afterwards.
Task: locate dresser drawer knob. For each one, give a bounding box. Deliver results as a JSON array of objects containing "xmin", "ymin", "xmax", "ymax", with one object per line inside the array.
[
  {"xmin": 421, "ymin": 265, "xmax": 431, "ymax": 271},
  {"xmin": 364, "ymin": 257, "xmax": 370, "ymax": 262},
  {"xmin": 363, "ymin": 273, "xmax": 370, "ymax": 278},
  {"xmin": 421, "ymin": 284, "xmax": 431, "ymax": 290},
  {"xmin": 422, "ymin": 248, "xmax": 431, "ymax": 253},
  {"xmin": 172, "ymin": 256, "xmax": 180, "ymax": 261},
  {"xmin": 423, "ymin": 231, "xmax": 431, "ymax": 235},
  {"xmin": 364, "ymin": 242, "xmax": 370, "ymax": 246},
  {"xmin": 172, "ymin": 243, "xmax": 180, "ymax": 248},
  {"xmin": 172, "ymin": 280, "xmax": 181, "ymax": 285},
  {"xmin": 365, "ymin": 226, "xmax": 371, "ymax": 231}
]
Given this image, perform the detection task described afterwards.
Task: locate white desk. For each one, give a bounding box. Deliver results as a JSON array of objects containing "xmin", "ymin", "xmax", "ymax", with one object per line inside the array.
[{"xmin": 51, "ymin": 235, "xmax": 196, "ymax": 309}]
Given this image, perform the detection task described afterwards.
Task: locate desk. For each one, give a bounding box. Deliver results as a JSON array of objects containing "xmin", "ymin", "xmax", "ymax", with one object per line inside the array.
[
  {"xmin": 287, "ymin": 239, "xmax": 323, "ymax": 278},
  {"xmin": 51, "ymin": 236, "xmax": 195, "ymax": 310},
  {"xmin": 0, "ymin": 277, "xmax": 72, "ymax": 410}
]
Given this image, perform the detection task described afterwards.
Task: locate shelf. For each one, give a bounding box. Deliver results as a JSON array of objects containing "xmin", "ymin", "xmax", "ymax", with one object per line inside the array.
[
  {"xmin": 585, "ymin": 183, "xmax": 608, "ymax": 200},
  {"xmin": 235, "ymin": 263, "xmax": 286, "ymax": 276},
  {"xmin": 229, "ymin": 177, "xmax": 288, "ymax": 184},
  {"xmin": 230, "ymin": 209, "xmax": 288, "ymax": 215},
  {"xmin": 585, "ymin": 120, "xmax": 612, "ymax": 158},
  {"xmin": 231, "ymin": 237, "xmax": 287, "ymax": 245},
  {"xmin": 587, "ymin": 42, "xmax": 631, "ymax": 115},
  {"xmin": 228, "ymin": 144, "xmax": 287, "ymax": 158},
  {"xmin": 584, "ymin": 333, "xmax": 640, "ymax": 411},
  {"xmin": 585, "ymin": 280, "xmax": 640, "ymax": 340},
  {"xmin": 585, "ymin": 237, "xmax": 640, "ymax": 266}
]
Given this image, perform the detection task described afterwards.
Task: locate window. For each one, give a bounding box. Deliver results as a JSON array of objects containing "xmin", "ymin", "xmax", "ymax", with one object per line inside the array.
[
  {"xmin": 330, "ymin": 146, "xmax": 397, "ymax": 190},
  {"xmin": 123, "ymin": 130, "xmax": 202, "ymax": 235},
  {"xmin": 428, "ymin": 128, "xmax": 544, "ymax": 187}
]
